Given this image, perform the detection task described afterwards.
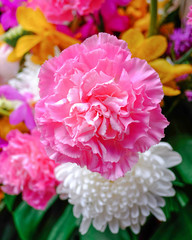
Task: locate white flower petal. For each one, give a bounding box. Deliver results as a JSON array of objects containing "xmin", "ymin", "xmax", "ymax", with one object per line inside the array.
[{"xmin": 55, "ymin": 142, "xmax": 181, "ymax": 234}]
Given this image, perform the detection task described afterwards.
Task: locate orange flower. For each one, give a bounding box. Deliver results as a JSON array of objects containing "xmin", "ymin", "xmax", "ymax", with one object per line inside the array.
[
  {"xmin": 8, "ymin": 7, "xmax": 80, "ymax": 64},
  {"xmin": 126, "ymin": 0, "xmax": 170, "ymax": 34},
  {"xmin": 0, "ymin": 116, "xmax": 28, "ymax": 140}
]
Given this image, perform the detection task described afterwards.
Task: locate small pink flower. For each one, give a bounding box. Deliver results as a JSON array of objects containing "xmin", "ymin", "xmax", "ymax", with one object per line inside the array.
[
  {"xmin": 0, "ymin": 129, "xmax": 58, "ymax": 209},
  {"xmin": 187, "ymin": 6, "xmax": 192, "ymax": 25},
  {"xmin": 27, "ymin": 0, "xmax": 105, "ymax": 24},
  {"xmin": 0, "ymin": 44, "xmax": 19, "ymax": 84},
  {"xmin": 35, "ymin": 33, "xmax": 169, "ymax": 180}
]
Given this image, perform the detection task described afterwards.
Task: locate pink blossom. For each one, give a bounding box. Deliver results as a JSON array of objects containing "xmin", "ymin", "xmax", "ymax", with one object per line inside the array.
[
  {"xmin": 27, "ymin": 0, "xmax": 105, "ymax": 24},
  {"xmin": 0, "ymin": 129, "xmax": 58, "ymax": 209},
  {"xmin": 35, "ymin": 33, "xmax": 169, "ymax": 180},
  {"xmin": 187, "ymin": 6, "xmax": 192, "ymax": 25},
  {"xmin": 0, "ymin": 44, "xmax": 19, "ymax": 84},
  {"xmin": 99, "ymin": 0, "xmax": 130, "ymax": 33}
]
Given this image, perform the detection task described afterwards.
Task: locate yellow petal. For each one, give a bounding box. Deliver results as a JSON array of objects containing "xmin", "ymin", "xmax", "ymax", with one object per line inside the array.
[
  {"xmin": 134, "ymin": 35, "xmax": 167, "ymax": 61},
  {"xmin": 17, "ymin": 7, "xmax": 54, "ymax": 33},
  {"xmin": 163, "ymin": 86, "xmax": 181, "ymax": 96},
  {"xmin": 16, "ymin": 35, "xmax": 42, "ymax": 57},
  {"xmin": 133, "ymin": 13, "xmax": 150, "ymax": 32},
  {"xmin": 7, "ymin": 49, "xmax": 21, "ymax": 62},
  {"xmin": 172, "ymin": 64, "xmax": 192, "ymax": 78},
  {"xmin": 149, "ymin": 59, "xmax": 174, "ymax": 83},
  {"xmin": 0, "ymin": 24, "xmax": 4, "ymax": 35},
  {"xmin": 121, "ymin": 29, "xmax": 144, "ymax": 54},
  {"xmin": 31, "ymin": 40, "xmax": 55, "ymax": 64},
  {"xmin": 54, "ymin": 31, "xmax": 80, "ymax": 49},
  {"xmin": 0, "ymin": 24, "xmax": 4, "ymax": 46},
  {"xmin": 8, "ymin": 35, "xmax": 42, "ymax": 62}
]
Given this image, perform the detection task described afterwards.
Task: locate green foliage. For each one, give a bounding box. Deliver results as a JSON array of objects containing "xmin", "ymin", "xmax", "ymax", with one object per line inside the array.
[
  {"xmin": 47, "ymin": 204, "xmax": 79, "ymax": 240},
  {"xmin": 4, "ymin": 194, "xmax": 16, "ymax": 212},
  {"xmin": 150, "ymin": 204, "xmax": 192, "ymax": 240},
  {"xmin": 168, "ymin": 134, "xmax": 192, "ymax": 184},
  {"xmin": 80, "ymin": 225, "xmax": 131, "ymax": 240},
  {"xmin": 163, "ymin": 189, "xmax": 189, "ymax": 219}
]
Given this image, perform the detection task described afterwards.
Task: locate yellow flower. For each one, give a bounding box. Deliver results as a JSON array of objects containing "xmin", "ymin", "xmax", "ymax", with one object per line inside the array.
[
  {"xmin": 121, "ymin": 28, "xmax": 167, "ymax": 61},
  {"xmin": 0, "ymin": 24, "xmax": 4, "ymax": 46},
  {"xmin": 0, "ymin": 116, "xmax": 29, "ymax": 140},
  {"xmin": 0, "ymin": 24, "xmax": 4, "ymax": 35},
  {"xmin": 121, "ymin": 28, "xmax": 192, "ymax": 96},
  {"xmin": 126, "ymin": 0, "xmax": 148, "ymax": 33},
  {"xmin": 8, "ymin": 7, "xmax": 80, "ymax": 64},
  {"xmin": 150, "ymin": 59, "xmax": 192, "ymax": 96}
]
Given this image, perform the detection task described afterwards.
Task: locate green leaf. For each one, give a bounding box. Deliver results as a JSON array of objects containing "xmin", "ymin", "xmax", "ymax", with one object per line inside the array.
[
  {"xmin": 0, "ymin": 25, "xmax": 33, "ymax": 47},
  {"xmin": 80, "ymin": 225, "xmax": 131, "ymax": 240},
  {"xmin": 4, "ymin": 194, "xmax": 16, "ymax": 212},
  {"xmin": 162, "ymin": 189, "xmax": 189, "ymax": 219},
  {"xmin": 13, "ymin": 196, "xmax": 57, "ymax": 240},
  {"xmin": 47, "ymin": 204, "xmax": 79, "ymax": 240},
  {"xmin": 168, "ymin": 134, "xmax": 192, "ymax": 184},
  {"xmin": 176, "ymin": 189, "xmax": 189, "ymax": 207},
  {"xmin": 150, "ymin": 204, "xmax": 192, "ymax": 240}
]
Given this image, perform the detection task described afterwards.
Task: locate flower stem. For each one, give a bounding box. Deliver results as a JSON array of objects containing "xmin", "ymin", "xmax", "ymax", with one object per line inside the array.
[
  {"xmin": 174, "ymin": 48, "xmax": 192, "ymax": 64},
  {"xmin": 148, "ymin": 0, "xmax": 158, "ymax": 36}
]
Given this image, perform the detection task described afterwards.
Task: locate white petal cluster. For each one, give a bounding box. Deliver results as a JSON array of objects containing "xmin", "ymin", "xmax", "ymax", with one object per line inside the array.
[
  {"xmin": 9, "ymin": 54, "xmax": 41, "ymax": 101},
  {"xmin": 55, "ymin": 142, "xmax": 181, "ymax": 235}
]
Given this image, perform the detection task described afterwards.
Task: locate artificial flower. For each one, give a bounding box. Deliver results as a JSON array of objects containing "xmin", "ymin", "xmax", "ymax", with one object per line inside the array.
[
  {"xmin": 8, "ymin": 7, "xmax": 80, "ymax": 64},
  {"xmin": 35, "ymin": 33, "xmax": 168, "ymax": 181},
  {"xmin": 0, "ymin": 44, "xmax": 20, "ymax": 84},
  {"xmin": 55, "ymin": 142, "xmax": 182, "ymax": 234},
  {"xmin": 27, "ymin": 0, "xmax": 105, "ymax": 24},
  {"xmin": 0, "ymin": 0, "xmax": 26, "ymax": 30},
  {"xmin": 0, "ymin": 85, "xmax": 36, "ymax": 130},
  {"xmin": 0, "ymin": 129, "xmax": 58, "ymax": 209}
]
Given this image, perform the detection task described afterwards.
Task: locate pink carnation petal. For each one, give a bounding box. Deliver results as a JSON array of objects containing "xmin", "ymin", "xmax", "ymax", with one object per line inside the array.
[
  {"xmin": 35, "ymin": 33, "xmax": 168, "ymax": 180},
  {"xmin": 0, "ymin": 129, "xmax": 58, "ymax": 209}
]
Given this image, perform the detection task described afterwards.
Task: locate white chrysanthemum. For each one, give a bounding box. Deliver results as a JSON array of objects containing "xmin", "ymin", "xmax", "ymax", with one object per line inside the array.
[
  {"xmin": 55, "ymin": 142, "xmax": 182, "ymax": 235},
  {"xmin": 9, "ymin": 54, "xmax": 41, "ymax": 101},
  {"xmin": 9, "ymin": 47, "xmax": 61, "ymax": 102}
]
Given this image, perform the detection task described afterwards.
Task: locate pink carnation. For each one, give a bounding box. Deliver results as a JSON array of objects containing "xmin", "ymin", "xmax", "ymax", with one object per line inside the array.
[
  {"xmin": 27, "ymin": 0, "xmax": 105, "ymax": 24},
  {"xmin": 35, "ymin": 33, "xmax": 169, "ymax": 180},
  {"xmin": 0, "ymin": 129, "xmax": 58, "ymax": 210},
  {"xmin": 187, "ymin": 5, "xmax": 192, "ymax": 25}
]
